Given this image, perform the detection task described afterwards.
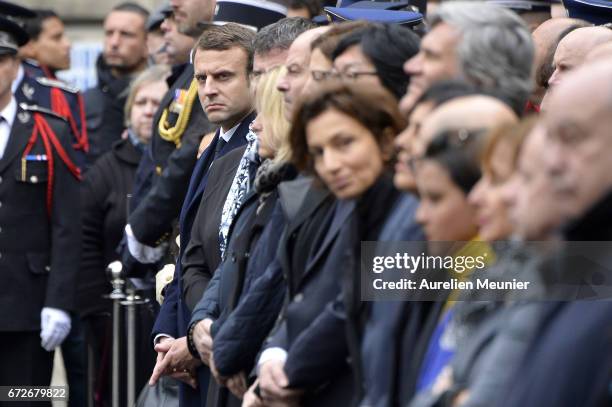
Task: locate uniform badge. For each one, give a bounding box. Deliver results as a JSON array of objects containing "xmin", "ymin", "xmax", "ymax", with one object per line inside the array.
[
  {"xmin": 17, "ymin": 111, "xmax": 30, "ymax": 124},
  {"xmin": 22, "ymin": 83, "xmax": 35, "ymax": 100},
  {"xmin": 169, "ymin": 88, "xmax": 188, "ymax": 114}
]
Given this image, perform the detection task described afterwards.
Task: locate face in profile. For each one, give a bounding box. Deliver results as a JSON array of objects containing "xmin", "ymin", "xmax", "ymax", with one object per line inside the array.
[
  {"xmin": 306, "ymin": 108, "xmax": 389, "ymax": 200},
  {"xmin": 251, "ymin": 114, "xmax": 273, "ymax": 159},
  {"xmin": 503, "ymin": 125, "xmax": 566, "ymax": 240},
  {"xmin": 415, "ymin": 159, "xmax": 479, "ymax": 242},
  {"xmin": 468, "ymin": 137, "xmax": 516, "ymax": 241},
  {"xmin": 334, "ymin": 45, "xmax": 383, "ymax": 93},
  {"xmin": 394, "ymin": 101, "xmax": 435, "ymax": 192},
  {"xmin": 400, "ymin": 22, "xmax": 460, "ymax": 115}
]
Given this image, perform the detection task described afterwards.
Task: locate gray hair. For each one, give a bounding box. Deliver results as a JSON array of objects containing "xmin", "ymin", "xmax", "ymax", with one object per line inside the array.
[
  {"xmin": 124, "ymin": 64, "xmax": 170, "ymax": 127},
  {"xmin": 253, "ymin": 17, "xmax": 316, "ymax": 55},
  {"xmin": 430, "ymin": 1, "xmax": 534, "ymax": 113}
]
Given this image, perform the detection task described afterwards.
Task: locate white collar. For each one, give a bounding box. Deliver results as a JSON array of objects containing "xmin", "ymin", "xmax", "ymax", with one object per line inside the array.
[
  {"xmin": 11, "ymin": 64, "xmax": 24, "ymax": 95},
  {"xmin": 1, "ymin": 97, "xmax": 17, "ymax": 128},
  {"xmin": 219, "ymin": 122, "xmax": 241, "ymax": 143}
]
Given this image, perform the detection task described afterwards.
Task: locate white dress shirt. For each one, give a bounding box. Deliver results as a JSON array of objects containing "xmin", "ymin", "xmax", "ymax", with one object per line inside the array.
[{"xmin": 0, "ymin": 97, "xmax": 17, "ymax": 160}]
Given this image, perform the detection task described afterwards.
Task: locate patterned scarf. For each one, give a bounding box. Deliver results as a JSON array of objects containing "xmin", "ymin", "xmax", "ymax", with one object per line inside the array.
[{"xmin": 219, "ymin": 128, "xmax": 259, "ymax": 257}]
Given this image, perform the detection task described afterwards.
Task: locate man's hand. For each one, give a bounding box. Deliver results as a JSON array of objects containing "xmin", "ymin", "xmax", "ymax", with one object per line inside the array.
[
  {"xmin": 258, "ymin": 360, "xmax": 302, "ymax": 405},
  {"xmin": 210, "ymin": 351, "xmax": 247, "ymax": 398},
  {"xmin": 193, "ymin": 318, "xmax": 213, "ymax": 364},
  {"xmin": 242, "ymin": 380, "xmax": 264, "ymax": 407},
  {"xmin": 209, "ymin": 353, "xmax": 227, "ymax": 385},
  {"xmin": 149, "ymin": 336, "xmax": 201, "ymax": 388},
  {"xmin": 226, "ymin": 371, "xmax": 248, "ymax": 399}
]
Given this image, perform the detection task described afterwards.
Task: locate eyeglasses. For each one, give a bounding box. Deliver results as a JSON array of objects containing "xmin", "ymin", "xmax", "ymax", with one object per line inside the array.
[
  {"xmin": 311, "ymin": 70, "xmax": 339, "ymax": 81},
  {"xmin": 339, "ymin": 71, "xmax": 379, "ymax": 80}
]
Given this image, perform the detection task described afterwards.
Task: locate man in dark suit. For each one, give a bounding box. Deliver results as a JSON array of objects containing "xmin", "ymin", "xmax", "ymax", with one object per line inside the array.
[
  {"xmin": 147, "ymin": 22, "xmax": 257, "ymax": 406},
  {"xmin": 0, "ymin": 16, "xmax": 80, "ymax": 387}
]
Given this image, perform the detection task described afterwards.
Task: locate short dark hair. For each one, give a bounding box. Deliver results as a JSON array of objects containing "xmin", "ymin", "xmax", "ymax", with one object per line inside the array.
[
  {"xmin": 290, "ymin": 82, "xmax": 406, "ymax": 173},
  {"xmin": 424, "ymin": 128, "xmax": 484, "ymax": 195},
  {"xmin": 311, "ymin": 21, "xmax": 370, "ymax": 60},
  {"xmin": 287, "ymin": 0, "xmax": 323, "ymax": 19},
  {"xmin": 332, "ymin": 24, "xmax": 420, "ymax": 100},
  {"xmin": 253, "ymin": 17, "xmax": 315, "ymax": 56},
  {"xmin": 111, "ymin": 2, "xmax": 150, "ymax": 19},
  {"xmin": 196, "ymin": 23, "xmax": 257, "ymax": 73},
  {"xmin": 23, "ymin": 9, "xmax": 59, "ymax": 40}
]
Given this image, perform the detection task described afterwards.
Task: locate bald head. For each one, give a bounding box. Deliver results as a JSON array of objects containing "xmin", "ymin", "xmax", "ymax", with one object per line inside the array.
[
  {"xmin": 543, "ymin": 60, "xmax": 612, "ymax": 220},
  {"xmin": 419, "ymin": 95, "xmax": 517, "ymax": 149},
  {"xmin": 548, "ymin": 26, "xmax": 612, "ymax": 88},
  {"xmin": 276, "ymin": 26, "xmax": 330, "ymax": 120},
  {"xmin": 530, "ymin": 18, "xmax": 590, "ymax": 104},
  {"xmin": 586, "ymin": 41, "xmax": 612, "ymax": 63}
]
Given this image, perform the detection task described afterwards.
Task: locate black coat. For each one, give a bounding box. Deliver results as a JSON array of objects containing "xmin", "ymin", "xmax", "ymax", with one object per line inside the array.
[
  {"xmin": 84, "ymin": 55, "xmax": 133, "ymax": 166},
  {"xmin": 0, "ymin": 104, "xmax": 80, "ymax": 331},
  {"xmin": 281, "ymin": 177, "xmax": 400, "ymax": 406},
  {"xmin": 209, "ymin": 177, "xmax": 333, "ymax": 378},
  {"xmin": 78, "ymin": 138, "xmax": 142, "ymax": 317},
  {"xmin": 128, "ymin": 63, "xmax": 215, "ymax": 246}
]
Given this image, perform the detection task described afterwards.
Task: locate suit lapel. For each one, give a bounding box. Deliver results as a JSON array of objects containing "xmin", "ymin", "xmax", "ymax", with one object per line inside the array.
[{"xmin": 0, "ymin": 107, "xmax": 32, "ymax": 175}]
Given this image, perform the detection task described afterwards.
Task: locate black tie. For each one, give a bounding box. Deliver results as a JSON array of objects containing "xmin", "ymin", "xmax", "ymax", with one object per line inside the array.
[{"xmin": 214, "ymin": 136, "xmax": 227, "ymax": 160}]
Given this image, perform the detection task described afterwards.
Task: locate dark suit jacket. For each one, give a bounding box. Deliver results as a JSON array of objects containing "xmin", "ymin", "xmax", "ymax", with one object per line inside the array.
[
  {"xmin": 182, "ymin": 146, "xmax": 247, "ymax": 311},
  {"xmin": 208, "ymin": 177, "xmax": 332, "ymax": 378},
  {"xmin": 0, "ymin": 104, "xmax": 80, "ymax": 332}
]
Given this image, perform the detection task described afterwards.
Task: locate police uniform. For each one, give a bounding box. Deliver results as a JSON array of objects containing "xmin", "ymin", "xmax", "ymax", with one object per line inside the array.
[
  {"xmin": 0, "ymin": 15, "xmax": 81, "ymax": 387},
  {"xmin": 13, "ymin": 65, "xmax": 89, "ymax": 167}
]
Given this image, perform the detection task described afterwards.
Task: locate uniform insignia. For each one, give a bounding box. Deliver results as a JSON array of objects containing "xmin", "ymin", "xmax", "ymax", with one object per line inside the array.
[
  {"xmin": 35, "ymin": 77, "xmax": 79, "ymax": 94},
  {"xmin": 22, "ymin": 82, "xmax": 35, "ymax": 100},
  {"xmin": 19, "ymin": 103, "xmax": 68, "ymax": 122},
  {"xmin": 169, "ymin": 88, "xmax": 189, "ymax": 114},
  {"xmin": 17, "ymin": 111, "xmax": 30, "ymax": 124}
]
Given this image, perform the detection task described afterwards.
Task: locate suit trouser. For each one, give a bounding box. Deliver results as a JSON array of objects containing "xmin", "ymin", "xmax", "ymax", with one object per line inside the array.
[{"xmin": 0, "ymin": 331, "xmax": 53, "ymax": 407}]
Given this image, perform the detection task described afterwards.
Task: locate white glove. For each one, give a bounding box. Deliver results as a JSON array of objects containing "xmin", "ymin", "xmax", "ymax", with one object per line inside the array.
[
  {"xmin": 155, "ymin": 264, "xmax": 175, "ymax": 305},
  {"xmin": 125, "ymin": 224, "xmax": 167, "ymax": 264},
  {"xmin": 40, "ymin": 307, "xmax": 71, "ymax": 351}
]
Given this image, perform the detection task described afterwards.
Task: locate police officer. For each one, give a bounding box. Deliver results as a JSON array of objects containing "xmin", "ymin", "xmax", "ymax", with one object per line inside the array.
[
  {"xmin": 0, "ymin": 1, "xmax": 88, "ymax": 168},
  {"xmin": 0, "ymin": 15, "xmax": 81, "ymax": 389}
]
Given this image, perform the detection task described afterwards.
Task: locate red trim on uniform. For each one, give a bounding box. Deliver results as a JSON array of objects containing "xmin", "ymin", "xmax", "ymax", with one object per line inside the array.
[
  {"xmin": 23, "ymin": 113, "xmax": 83, "ymax": 216},
  {"xmin": 43, "ymin": 65, "xmax": 89, "ymax": 152}
]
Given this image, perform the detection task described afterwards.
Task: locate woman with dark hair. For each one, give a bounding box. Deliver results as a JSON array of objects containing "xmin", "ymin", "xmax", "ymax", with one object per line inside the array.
[
  {"xmin": 332, "ymin": 23, "xmax": 420, "ymax": 100},
  {"xmin": 405, "ymin": 128, "xmax": 487, "ymax": 399},
  {"xmin": 257, "ymin": 83, "xmax": 405, "ymax": 407}
]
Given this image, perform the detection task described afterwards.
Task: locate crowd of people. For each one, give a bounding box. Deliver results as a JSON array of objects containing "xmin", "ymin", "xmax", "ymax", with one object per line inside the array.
[{"xmin": 0, "ymin": 0, "xmax": 611, "ymax": 406}]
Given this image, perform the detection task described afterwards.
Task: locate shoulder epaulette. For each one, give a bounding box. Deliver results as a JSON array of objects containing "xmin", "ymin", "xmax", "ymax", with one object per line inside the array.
[
  {"xmin": 19, "ymin": 103, "xmax": 68, "ymax": 122},
  {"xmin": 35, "ymin": 77, "xmax": 79, "ymax": 94}
]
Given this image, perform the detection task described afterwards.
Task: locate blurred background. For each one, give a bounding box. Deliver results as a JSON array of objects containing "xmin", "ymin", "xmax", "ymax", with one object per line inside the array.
[{"xmin": 18, "ymin": 0, "xmax": 160, "ymax": 90}]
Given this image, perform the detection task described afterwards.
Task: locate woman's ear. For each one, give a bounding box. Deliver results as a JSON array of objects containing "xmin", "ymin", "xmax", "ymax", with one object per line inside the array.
[{"xmin": 380, "ymin": 127, "xmax": 396, "ymax": 162}]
